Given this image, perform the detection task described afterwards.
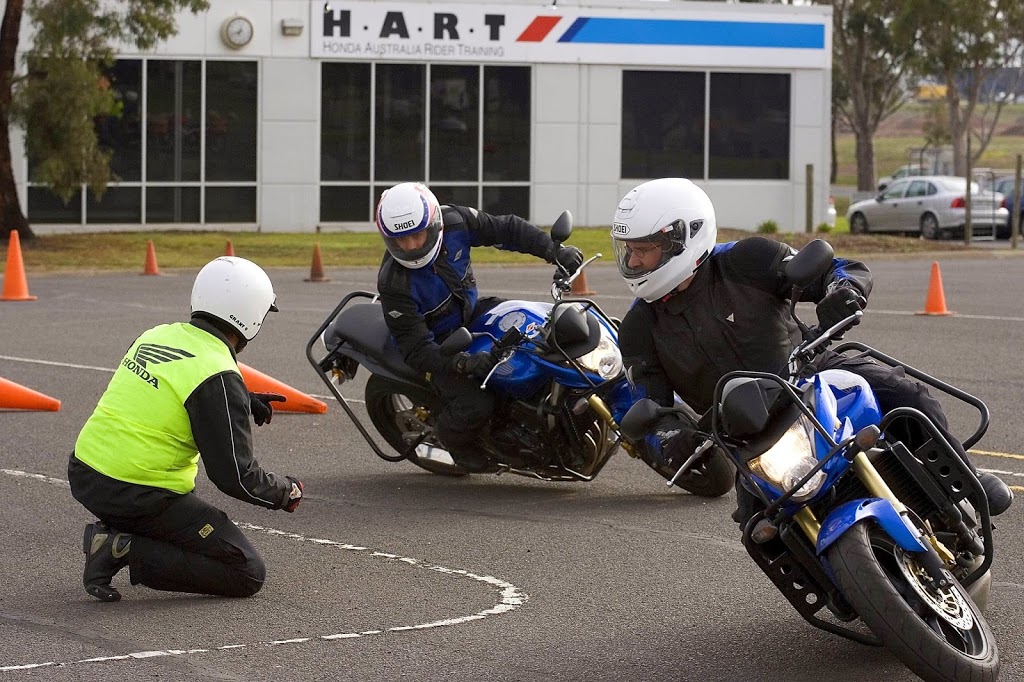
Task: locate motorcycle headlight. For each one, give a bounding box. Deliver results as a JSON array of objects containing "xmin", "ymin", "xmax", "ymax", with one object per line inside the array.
[
  {"xmin": 575, "ymin": 326, "xmax": 623, "ymax": 380},
  {"xmin": 747, "ymin": 416, "xmax": 825, "ymax": 502}
]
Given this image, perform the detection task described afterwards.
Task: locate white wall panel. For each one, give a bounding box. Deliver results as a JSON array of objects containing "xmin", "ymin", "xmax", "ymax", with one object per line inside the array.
[
  {"xmin": 262, "ymin": 121, "xmax": 318, "ymax": 184},
  {"xmin": 262, "ymin": 59, "xmax": 318, "ymax": 121},
  {"xmin": 535, "ymin": 65, "xmax": 581, "ymax": 124},
  {"xmin": 260, "ymin": 184, "xmax": 318, "ymax": 232},
  {"xmin": 534, "ymin": 184, "xmax": 582, "ymax": 227},
  {"xmin": 534, "ymin": 123, "xmax": 580, "ymax": 184}
]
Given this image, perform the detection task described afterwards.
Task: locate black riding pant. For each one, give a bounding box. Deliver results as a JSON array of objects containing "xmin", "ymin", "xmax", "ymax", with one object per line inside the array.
[{"xmin": 69, "ymin": 455, "xmax": 266, "ymax": 597}]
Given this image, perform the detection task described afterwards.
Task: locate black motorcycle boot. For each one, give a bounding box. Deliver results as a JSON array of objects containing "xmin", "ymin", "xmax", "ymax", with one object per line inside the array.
[
  {"xmin": 82, "ymin": 522, "xmax": 131, "ymax": 602},
  {"xmin": 977, "ymin": 471, "xmax": 1013, "ymax": 516}
]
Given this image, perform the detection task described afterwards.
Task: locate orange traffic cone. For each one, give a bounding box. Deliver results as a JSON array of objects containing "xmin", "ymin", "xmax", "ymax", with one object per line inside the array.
[
  {"xmin": 225, "ymin": 240, "xmax": 235, "ymax": 257},
  {"xmin": 304, "ymin": 243, "xmax": 329, "ymax": 282},
  {"xmin": 237, "ymin": 363, "xmax": 327, "ymax": 414},
  {"xmin": 916, "ymin": 261, "xmax": 954, "ymax": 316},
  {"xmin": 0, "ymin": 376, "xmax": 60, "ymax": 411},
  {"xmin": 1, "ymin": 230, "xmax": 37, "ymax": 301},
  {"xmin": 142, "ymin": 240, "xmax": 161, "ymax": 275},
  {"xmin": 570, "ymin": 270, "xmax": 596, "ymax": 296}
]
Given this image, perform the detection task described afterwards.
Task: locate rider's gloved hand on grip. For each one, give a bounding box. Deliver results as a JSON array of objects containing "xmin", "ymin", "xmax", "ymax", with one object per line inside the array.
[
  {"xmin": 552, "ymin": 245, "xmax": 584, "ymax": 278},
  {"xmin": 249, "ymin": 392, "xmax": 286, "ymax": 426},
  {"xmin": 654, "ymin": 416, "xmax": 703, "ymax": 467},
  {"xmin": 282, "ymin": 477, "xmax": 303, "ymax": 512},
  {"xmin": 453, "ymin": 351, "xmax": 498, "ymax": 380},
  {"xmin": 815, "ymin": 284, "xmax": 866, "ymax": 332}
]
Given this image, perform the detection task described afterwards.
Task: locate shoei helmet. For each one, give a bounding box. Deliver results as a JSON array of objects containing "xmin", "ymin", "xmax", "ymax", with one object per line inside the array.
[
  {"xmin": 610, "ymin": 178, "xmax": 717, "ymax": 302},
  {"xmin": 190, "ymin": 256, "xmax": 278, "ymax": 341},
  {"xmin": 376, "ymin": 182, "xmax": 444, "ymax": 269}
]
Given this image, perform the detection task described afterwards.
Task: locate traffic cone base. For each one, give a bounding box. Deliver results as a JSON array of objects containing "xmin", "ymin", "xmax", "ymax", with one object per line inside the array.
[
  {"xmin": 305, "ymin": 243, "xmax": 329, "ymax": 282},
  {"xmin": 238, "ymin": 363, "xmax": 327, "ymax": 414},
  {"xmin": 2, "ymin": 230, "xmax": 37, "ymax": 301},
  {"xmin": 916, "ymin": 260, "xmax": 954, "ymax": 316},
  {"xmin": 142, "ymin": 240, "xmax": 161, "ymax": 276},
  {"xmin": 570, "ymin": 271, "xmax": 596, "ymax": 296},
  {"xmin": 0, "ymin": 377, "xmax": 61, "ymax": 411}
]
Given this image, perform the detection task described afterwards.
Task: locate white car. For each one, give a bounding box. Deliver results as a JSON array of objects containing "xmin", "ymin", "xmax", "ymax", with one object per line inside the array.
[
  {"xmin": 877, "ymin": 164, "xmax": 925, "ymax": 192},
  {"xmin": 847, "ymin": 175, "xmax": 1009, "ymax": 239}
]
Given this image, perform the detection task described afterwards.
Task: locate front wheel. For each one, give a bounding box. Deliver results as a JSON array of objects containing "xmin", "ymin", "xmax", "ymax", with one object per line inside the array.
[
  {"xmin": 921, "ymin": 213, "xmax": 942, "ymax": 240},
  {"xmin": 826, "ymin": 522, "xmax": 999, "ymax": 682},
  {"xmin": 639, "ymin": 446, "xmax": 735, "ymax": 497}
]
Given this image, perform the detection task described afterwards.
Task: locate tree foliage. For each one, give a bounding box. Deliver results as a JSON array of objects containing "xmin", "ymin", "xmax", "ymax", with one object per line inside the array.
[{"xmin": 0, "ymin": 0, "xmax": 208, "ymax": 240}]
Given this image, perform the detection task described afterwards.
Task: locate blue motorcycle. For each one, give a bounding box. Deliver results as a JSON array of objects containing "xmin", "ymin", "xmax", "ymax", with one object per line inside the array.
[
  {"xmin": 620, "ymin": 240, "xmax": 998, "ymax": 682},
  {"xmin": 305, "ymin": 212, "xmax": 734, "ymax": 495}
]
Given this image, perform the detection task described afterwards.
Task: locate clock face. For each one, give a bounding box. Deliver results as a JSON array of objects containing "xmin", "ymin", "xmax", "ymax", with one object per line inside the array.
[{"xmin": 223, "ymin": 16, "xmax": 253, "ymax": 48}]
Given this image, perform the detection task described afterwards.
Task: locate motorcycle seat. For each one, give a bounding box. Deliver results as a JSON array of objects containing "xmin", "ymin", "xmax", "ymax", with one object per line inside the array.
[{"xmin": 325, "ymin": 303, "xmax": 422, "ymax": 384}]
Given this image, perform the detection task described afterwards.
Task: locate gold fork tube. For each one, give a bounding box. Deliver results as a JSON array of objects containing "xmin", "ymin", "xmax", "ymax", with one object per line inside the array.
[
  {"xmin": 794, "ymin": 507, "xmax": 822, "ymax": 544},
  {"xmin": 851, "ymin": 451, "xmax": 908, "ymax": 514},
  {"xmin": 587, "ymin": 394, "xmax": 638, "ymax": 457}
]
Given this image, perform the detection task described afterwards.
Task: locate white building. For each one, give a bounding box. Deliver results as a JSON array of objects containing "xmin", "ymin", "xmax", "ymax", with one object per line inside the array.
[{"xmin": 11, "ymin": 0, "xmax": 833, "ymax": 233}]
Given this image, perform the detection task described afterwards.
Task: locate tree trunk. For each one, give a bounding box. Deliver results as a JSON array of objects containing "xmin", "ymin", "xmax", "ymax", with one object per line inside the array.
[
  {"xmin": 0, "ymin": 0, "xmax": 32, "ymax": 241},
  {"xmin": 830, "ymin": 113, "xmax": 838, "ymax": 184},
  {"xmin": 854, "ymin": 130, "xmax": 876, "ymax": 193}
]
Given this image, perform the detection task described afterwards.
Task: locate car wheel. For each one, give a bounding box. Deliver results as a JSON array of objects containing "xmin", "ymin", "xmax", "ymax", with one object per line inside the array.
[
  {"xmin": 921, "ymin": 213, "xmax": 941, "ymax": 240},
  {"xmin": 850, "ymin": 212, "xmax": 869, "ymax": 234}
]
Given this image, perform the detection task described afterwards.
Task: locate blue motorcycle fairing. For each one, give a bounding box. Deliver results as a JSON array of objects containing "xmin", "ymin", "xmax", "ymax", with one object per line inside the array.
[
  {"xmin": 816, "ymin": 498, "xmax": 929, "ymax": 555},
  {"xmin": 466, "ymin": 299, "xmax": 622, "ymax": 399}
]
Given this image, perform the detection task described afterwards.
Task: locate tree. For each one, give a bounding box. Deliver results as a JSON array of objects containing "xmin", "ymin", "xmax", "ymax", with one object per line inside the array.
[
  {"xmin": 0, "ymin": 0, "xmax": 208, "ymax": 241},
  {"xmin": 908, "ymin": 0, "xmax": 1024, "ymax": 176},
  {"xmin": 831, "ymin": 0, "xmax": 921, "ymax": 192}
]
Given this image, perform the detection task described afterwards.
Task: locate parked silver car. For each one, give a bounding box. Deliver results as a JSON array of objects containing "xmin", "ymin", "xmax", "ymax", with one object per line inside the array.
[{"xmin": 847, "ymin": 175, "xmax": 1009, "ymax": 239}]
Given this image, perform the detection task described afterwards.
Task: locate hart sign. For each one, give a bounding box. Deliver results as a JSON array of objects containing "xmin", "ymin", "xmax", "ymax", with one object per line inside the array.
[{"xmin": 311, "ymin": 2, "xmax": 830, "ymax": 68}]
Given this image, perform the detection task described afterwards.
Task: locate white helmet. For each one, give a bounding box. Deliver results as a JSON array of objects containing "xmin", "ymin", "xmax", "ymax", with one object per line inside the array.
[
  {"xmin": 610, "ymin": 178, "xmax": 717, "ymax": 302},
  {"xmin": 190, "ymin": 256, "xmax": 278, "ymax": 342},
  {"xmin": 376, "ymin": 182, "xmax": 444, "ymax": 269}
]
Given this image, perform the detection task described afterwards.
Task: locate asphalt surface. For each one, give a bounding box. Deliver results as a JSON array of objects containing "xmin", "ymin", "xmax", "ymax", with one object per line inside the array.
[{"xmin": 1, "ymin": 254, "xmax": 1022, "ymax": 681}]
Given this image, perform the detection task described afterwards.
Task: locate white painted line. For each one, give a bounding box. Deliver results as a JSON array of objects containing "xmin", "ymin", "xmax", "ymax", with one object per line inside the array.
[
  {"xmin": 0, "ymin": 469, "xmax": 528, "ymax": 673},
  {"xmin": 0, "ymin": 354, "xmax": 114, "ymax": 373}
]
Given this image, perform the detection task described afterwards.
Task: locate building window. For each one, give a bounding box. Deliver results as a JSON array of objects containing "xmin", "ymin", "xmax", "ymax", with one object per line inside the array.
[
  {"xmin": 26, "ymin": 58, "xmax": 259, "ymax": 225},
  {"xmin": 620, "ymin": 70, "xmax": 791, "ymax": 181},
  {"xmin": 709, "ymin": 72, "xmax": 790, "ymax": 180},
  {"xmin": 320, "ymin": 62, "xmax": 531, "ymax": 223},
  {"xmin": 621, "ymin": 70, "xmax": 705, "ymax": 179}
]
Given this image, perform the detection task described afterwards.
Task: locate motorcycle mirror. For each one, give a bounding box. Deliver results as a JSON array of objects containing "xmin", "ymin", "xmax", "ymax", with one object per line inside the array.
[
  {"xmin": 439, "ymin": 327, "xmax": 472, "ymax": 355},
  {"xmin": 550, "ymin": 210, "xmax": 574, "ymax": 244},
  {"xmin": 785, "ymin": 239, "xmax": 834, "ymax": 287},
  {"xmin": 620, "ymin": 398, "xmax": 664, "ymax": 440}
]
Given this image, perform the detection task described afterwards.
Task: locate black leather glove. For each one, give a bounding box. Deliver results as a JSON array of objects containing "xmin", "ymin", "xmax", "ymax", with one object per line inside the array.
[
  {"xmin": 250, "ymin": 392, "xmax": 286, "ymax": 426},
  {"xmin": 815, "ymin": 285, "xmax": 866, "ymax": 332},
  {"xmin": 452, "ymin": 351, "xmax": 498, "ymax": 380},
  {"xmin": 283, "ymin": 477, "xmax": 303, "ymax": 513},
  {"xmin": 655, "ymin": 416, "xmax": 703, "ymax": 466},
  {"xmin": 553, "ymin": 245, "xmax": 584, "ymax": 277}
]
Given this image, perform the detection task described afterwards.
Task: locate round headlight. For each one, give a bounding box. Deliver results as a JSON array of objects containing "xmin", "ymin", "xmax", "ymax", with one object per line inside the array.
[{"xmin": 576, "ymin": 326, "xmax": 623, "ymax": 380}]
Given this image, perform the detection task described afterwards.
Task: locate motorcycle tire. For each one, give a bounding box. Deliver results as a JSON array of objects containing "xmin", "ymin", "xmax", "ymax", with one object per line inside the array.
[
  {"xmin": 640, "ymin": 446, "xmax": 735, "ymax": 497},
  {"xmin": 364, "ymin": 375, "xmax": 469, "ymax": 477},
  {"xmin": 825, "ymin": 521, "xmax": 999, "ymax": 682}
]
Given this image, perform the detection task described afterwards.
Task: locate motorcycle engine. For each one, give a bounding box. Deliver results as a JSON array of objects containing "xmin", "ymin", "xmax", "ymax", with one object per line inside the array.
[{"xmin": 487, "ymin": 400, "xmax": 560, "ymax": 469}]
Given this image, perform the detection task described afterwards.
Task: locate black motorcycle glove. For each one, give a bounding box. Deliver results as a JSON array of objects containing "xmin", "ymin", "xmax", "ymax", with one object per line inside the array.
[
  {"xmin": 551, "ymin": 245, "xmax": 584, "ymax": 277},
  {"xmin": 655, "ymin": 416, "xmax": 703, "ymax": 466},
  {"xmin": 452, "ymin": 351, "xmax": 498, "ymax": 380},
  {"xmin": 249, "ymin": 392, "xmax": 286, "ymax": 426},
  {"xmin": 815, "ymin": 284, "xmax": 867, "ymax": 332}
]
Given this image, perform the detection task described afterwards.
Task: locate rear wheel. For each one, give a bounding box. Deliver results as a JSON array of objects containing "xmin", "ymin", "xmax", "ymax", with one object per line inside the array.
[
  {"xmin": 826, "ymin": 522, "xmax": 999, "ymax": 681},
  {"xmin": 639, "ymin": 446, "xmax": 735, "ymax": 497},
  {"xmin": 364, "ymin": 375, "xmax": 469, "ymax": 476},
  {"xmin": 850, "ymin": 212, "xmax": 869, "ymax": 234}
]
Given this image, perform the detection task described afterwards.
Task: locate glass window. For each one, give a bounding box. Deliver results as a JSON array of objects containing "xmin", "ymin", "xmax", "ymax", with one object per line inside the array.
[
  {"xmin": 483, "ymin": 186, "xmax": 529, "ymax": 219},
  {"xmin": 483, "ymin": 66, "xmax": 530, "ymax": 181},
  {"xmin": 27, "ymin": 188, "xmax": 80, "ymax": 223},
  {"xmin": 86, "ymin": 187, "xmax": 141, "ymax": 223},
  {"xmin": 206, "ymin": 61, "xmax": 258, "ymax": 182},
  {"xmin": 906, "ymin": 180, "xmax": 928, "ymax": 198},
  {"xmin": 880, "ymin": 181, "xmax": 908, "ymax": 200},
  {"xmin": 205, "ymin": 186, "xmax": 256, "ymax": 223},
  {"xmin": 321, "ymin": 63, "xmax": 371, "ymax": 182},
  {"xmin": 146, "ymin": 60, "xmax": 201, "ymax": 182},
  {"xmin": 375, "ymin": 64, "xmax": 425, "ymax": 181},
  {"xmin": 709, "ymin": 73, "xmax": 790, "ymax": 180},
  {"xmin": 430, "ymin": 185, "xmax": 478, "ymax": 208},
  {"xmin": 147, "ymin": 187, "xmax": 201, "ymax": 223},
  {"xmin": 621, "ymin": 70, "xmax": 704, "ymax": 179},
  {"xmin": 320, "ymin": 186, "xmax": 371, "ymax": 222},
  {"xmin": 430, "ymin": 65, "xmax": 479, "ymax": 182},
  {"xmin": 99, "ymin": 60, "xmax": 142, "ymax": 182}
]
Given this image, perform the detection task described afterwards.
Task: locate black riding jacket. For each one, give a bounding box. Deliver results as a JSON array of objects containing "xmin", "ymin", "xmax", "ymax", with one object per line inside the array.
[
  {"xmin": 377, "ymin": 205, "xmax": 558, "ymax": 377},
  {"xmin": 619, "ymin": 237, "xmax": 873, "ymax": 414}
]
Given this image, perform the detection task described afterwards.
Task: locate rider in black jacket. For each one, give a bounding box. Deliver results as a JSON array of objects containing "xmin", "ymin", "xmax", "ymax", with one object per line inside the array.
[
  {"xmin": 613, "ymin": 178, "xmax": 1012, "ymax": 520},
  {"xmin": 375, "ymin": 182, "xmax": 583, "ymax": 470}
]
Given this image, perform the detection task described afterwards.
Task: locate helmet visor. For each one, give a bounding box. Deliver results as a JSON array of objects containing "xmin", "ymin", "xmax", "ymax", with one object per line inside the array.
[
  {"xmin": 383, "ymin": 211, "xmax": 443, "ymax": 264},
  {"xmin": 613, "ymin": 220, "xmax": 687, "ymax": 279}
]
